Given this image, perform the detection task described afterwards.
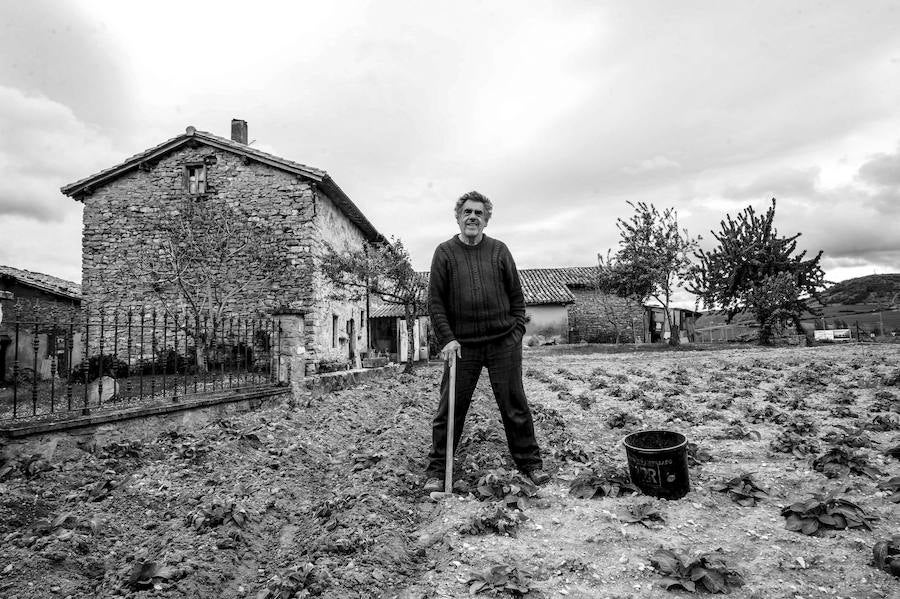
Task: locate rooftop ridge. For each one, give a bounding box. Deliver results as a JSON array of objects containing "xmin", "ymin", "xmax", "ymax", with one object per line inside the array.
[{"xmin": 0, "ymin": 265, "xmax": 82, "ymax": 300}]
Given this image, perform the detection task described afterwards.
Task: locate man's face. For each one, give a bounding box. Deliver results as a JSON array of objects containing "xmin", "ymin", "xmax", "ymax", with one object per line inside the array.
[{"xmin": 456, "ymin": 200, "xmax": 488, "ymax": 241}]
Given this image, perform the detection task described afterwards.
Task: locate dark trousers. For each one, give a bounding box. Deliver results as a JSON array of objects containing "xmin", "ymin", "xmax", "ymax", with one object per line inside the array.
[{"xmin": 426, "ymin": 333, "xmax": 542, "ymax": 478}]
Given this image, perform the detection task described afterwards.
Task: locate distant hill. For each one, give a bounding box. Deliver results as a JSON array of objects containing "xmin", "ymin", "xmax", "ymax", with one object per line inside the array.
[
  {"xmin": 694, "ymin": 273, "xmax": 900, "ymax": 336},
  {"xmin": 820, "ymin": 274, "xmax": 900, "ymax": 307}
]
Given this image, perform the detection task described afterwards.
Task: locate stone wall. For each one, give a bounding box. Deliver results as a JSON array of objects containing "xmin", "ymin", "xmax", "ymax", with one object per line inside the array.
[
  {"xmin": 0, "ymin": 364, "xmax": 400, "ymax": 442},
  {"xmin": 0, "ymin": 283, "xmax": 80, "ymax": 325},
  {"xmin": 0, "ymin": 286, "xmax": 83, "ymax": 382},
  {"xmin": 79, "ymin": 144, "xmax": 369, "ymax": 368},
  {"xmin": 567, "ymin": 287, "xmax": 645, "ymax": 343},
  {"xmin": 0, "ymin": 329, "xmax": 84, "ymax": 382},
  {"xmin": 307, "ymin": 189, "xmax": 369, "ymax": 369}
]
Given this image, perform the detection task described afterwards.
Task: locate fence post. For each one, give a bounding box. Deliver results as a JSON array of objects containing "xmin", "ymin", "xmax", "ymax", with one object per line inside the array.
[
  {"xmin": 82, "ymin": 306, "xmax": 90, "ymax": 415},
  {"xmin": 274, "ymin": 309, "xmax": 306, "ymax": 400},
  {"xmin": 31, "ymin": 324, "xmax": 39, "ymax": 416}
]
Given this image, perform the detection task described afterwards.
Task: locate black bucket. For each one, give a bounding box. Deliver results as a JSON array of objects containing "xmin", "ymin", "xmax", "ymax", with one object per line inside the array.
[{"xmin": 623, "ymin": 430, "xmax": 690, "ymax": 500}]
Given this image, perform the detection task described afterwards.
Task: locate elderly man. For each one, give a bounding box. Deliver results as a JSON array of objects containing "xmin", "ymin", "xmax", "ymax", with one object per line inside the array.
[{"xmin": 423, "ymin": 191, "xmax": 548, "ymax": 494}]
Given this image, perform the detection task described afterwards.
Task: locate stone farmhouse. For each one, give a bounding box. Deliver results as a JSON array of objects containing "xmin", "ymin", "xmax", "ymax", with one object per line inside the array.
[
  {"xmin": 0, "ymin": 265, "xmax": 83, "ymax": 382},
  {"xmin": 60, "ymin": 120, "xmax": 386, "ymax": 372}
]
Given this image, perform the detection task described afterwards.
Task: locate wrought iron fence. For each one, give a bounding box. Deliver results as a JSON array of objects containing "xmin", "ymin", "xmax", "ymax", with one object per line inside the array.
[{"xmin": 0, "ymin": 307, "xmax": 281, "ymax": 422}]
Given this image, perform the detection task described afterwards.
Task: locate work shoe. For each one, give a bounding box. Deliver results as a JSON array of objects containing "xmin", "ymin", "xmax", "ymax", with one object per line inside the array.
[
  {"xmin": 423, "ymin": 477, "xmax": 444, "ymax": 494},
  {"xmin": 525, "ymin": 468, "xmax": 551, "ymax": 485}
]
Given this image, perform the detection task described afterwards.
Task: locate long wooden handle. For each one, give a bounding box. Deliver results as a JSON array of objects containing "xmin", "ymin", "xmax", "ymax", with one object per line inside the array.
[{"xmin": 443, "ymin": 354, "xmax": 457, "ymax": 493}]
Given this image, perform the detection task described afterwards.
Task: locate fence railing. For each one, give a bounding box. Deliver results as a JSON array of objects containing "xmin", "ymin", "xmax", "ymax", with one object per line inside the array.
[{"xmin": 0, "ymin": 307, "xmax": 281, "ymax": 422}]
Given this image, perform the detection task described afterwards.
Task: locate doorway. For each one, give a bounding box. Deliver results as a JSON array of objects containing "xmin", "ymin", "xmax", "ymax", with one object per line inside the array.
[
  {"xmin": 348, "ymin": 319, "xmax": 356, "ymax": 364},
  {"xmin": 0, "ymin": 336, "xmax": 9, "ymax": 383}
]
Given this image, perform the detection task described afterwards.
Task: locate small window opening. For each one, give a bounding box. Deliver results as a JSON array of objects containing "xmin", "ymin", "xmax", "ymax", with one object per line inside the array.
[{"xmin": 185, "ymin": 165, "xmax": 206, "ymax": 194}]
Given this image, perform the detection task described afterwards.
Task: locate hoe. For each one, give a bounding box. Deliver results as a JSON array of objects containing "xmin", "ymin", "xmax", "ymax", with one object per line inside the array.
[{"xmin": 430, "ymin": 353, "xmax": 458, "ymax": 501}]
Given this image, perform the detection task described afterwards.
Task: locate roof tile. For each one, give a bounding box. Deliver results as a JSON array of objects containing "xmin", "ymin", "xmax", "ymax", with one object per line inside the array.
[
  {"xmin": 0, "ymin": 265, "xmax": 82, "ymax": 300},
  {"xmin": 60, "ymin": 127, "xmax": 384, "ymax": 242},
  {"xmin": 519, "ymin": 267, "xmax": 598, "ymax": 305}
]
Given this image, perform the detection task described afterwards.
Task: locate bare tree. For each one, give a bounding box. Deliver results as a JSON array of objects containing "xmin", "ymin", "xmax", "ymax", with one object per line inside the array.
[
  {"xmin": 614, "ymin": 202, "xmax": 698, "ymax": 346},
  {"xmin": 320, "ymin": 237, "xmax": 427, "ymax": 373},
  {"xmin": 122, "ymin": 196, "xmax": 285, "ymax": 371}
]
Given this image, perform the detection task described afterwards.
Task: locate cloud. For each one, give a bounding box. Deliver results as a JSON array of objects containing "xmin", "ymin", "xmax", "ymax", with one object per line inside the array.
[
  {"xmin": 623, "ymin": 156, "xmax": 681, "ymax": 175},
  {"xmin": 720, "ymin": 167, "xmax": 821, "ymax": 201},
  {"xmin": 0, "ymin": 86, "xmax": 120, "ymax": 221},
  {"xmin": 857, "ymin": 144, "xmax": 900, "ymax": 187},
  {"xmin": 2, "ymin": 1, "xmax": 899, "ymax": 285},
  {"xmin": 0, "ymin": 213, "xmax": 83, "ymax": 282},
  {"xmin": 692, "ymin": 154, "xmax": 900, "ymax": 273},
  {"xmin": 0, "ymin": 0, "xmax": 135, "ymax": 131},
  {"xmin": 821, "ymin": 251, "xmax": 900, "ymax": 284}
]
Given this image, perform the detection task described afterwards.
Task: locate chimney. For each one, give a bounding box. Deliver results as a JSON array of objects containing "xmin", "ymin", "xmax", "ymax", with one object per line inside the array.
[{"xmin": 231, "ymin": 119, "xmax": 248, "ymax": 144}]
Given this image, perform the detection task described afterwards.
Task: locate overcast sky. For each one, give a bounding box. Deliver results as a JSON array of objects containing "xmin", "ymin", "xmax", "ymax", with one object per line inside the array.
[{"xmin": 2, "ymin": 1, "xmax": 899, "ymax": 302}]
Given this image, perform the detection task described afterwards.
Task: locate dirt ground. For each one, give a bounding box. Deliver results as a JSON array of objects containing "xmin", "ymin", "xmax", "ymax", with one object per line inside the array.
[{"xmin": 1, "ymin": 343, "xmax": 898, "ymax": 598}]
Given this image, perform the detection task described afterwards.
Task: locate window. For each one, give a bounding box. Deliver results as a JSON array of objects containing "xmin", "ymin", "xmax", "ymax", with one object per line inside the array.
[
  {"xmin": 332, "ymin": 315, "xmax": 339, "ymax": 348},
  {"xmin": 184, "ymin": 164, "xmax": 206, "ymax": 194}
]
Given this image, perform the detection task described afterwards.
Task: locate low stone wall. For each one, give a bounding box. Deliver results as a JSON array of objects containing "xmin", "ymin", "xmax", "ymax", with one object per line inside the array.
[
  {"xmin": 0, "ymin": 364, "xmax": 403, "ymax": 462},
  {"xmin": 0, "ymin": 386, "xmax": 289, "ymax": 468},
  {"xmin": 307, "ymin": 363, "xmax": 404, "ymax": 394}
]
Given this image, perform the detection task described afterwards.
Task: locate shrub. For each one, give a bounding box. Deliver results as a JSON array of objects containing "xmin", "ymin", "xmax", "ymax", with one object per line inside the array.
[
  {"xmin": 769, "ymin": 431, "xmax": 818, "ymax": 457},
  {"xmin": 712, "ymin": 472, "xmax": 768, "ymax": 506},
  {"xmin": 475, "ymin": 469, "xmax": 538, "ymax": 503},
  {"xmin": 569, "ymin": 465, "xmax": 639, "ymax": 499},
  {"xmin": 461, "ymin": 503, "xmax": 528, "ymax": 537},
  {"xmin": 317, "ymin": 358, "xmax": 349, "ymax": 373},
  {"xmin": 873, "ymin": 536, "xmax": 900, "ymax": 578},
  {"xmin": 68, "ymin": 355, "xmax": 129, "ymax": 383},
  {"xmin": 7, "ymin": 367, "xmax": 36, "ymax": 385},
  {"xmin": 140, "ymin": 349, "xmax": 191, "ymax": 375},
  {"xmin": 781, "ymin": 491, "xmax": 874, "ymax": 535},
  {"xmin": 812, "ymin": 447, "xmax": 882, "ymax": 479},
  {"xmin": 650, "ymin": 548, "xmax": 745, "ymax": 593}
]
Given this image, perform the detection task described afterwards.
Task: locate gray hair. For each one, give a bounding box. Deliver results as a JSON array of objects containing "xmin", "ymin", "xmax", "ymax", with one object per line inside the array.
[{"xmin": 454, "ymin": 191, "xmax": 493, "ymax": 220}]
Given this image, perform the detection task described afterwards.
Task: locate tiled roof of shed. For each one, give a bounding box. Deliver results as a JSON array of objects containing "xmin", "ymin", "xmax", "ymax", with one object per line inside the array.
[
  {"xmin": 369, "ymin": 304, "xmax": 427, "ymax": 318},
  {"xmin": 59, "ymin": 126, "xmax": 385, "ymax": 243},
  {"xmin": 369, "ymin": 272, "xmax": 430, "ymax": 318},
  {"xmin": 0, "ymin": 265, "xmax": 82, "ymax": 300},
  {"xmin": 519, "ymin": 267, "xmax": 598, "ymax": 305}
]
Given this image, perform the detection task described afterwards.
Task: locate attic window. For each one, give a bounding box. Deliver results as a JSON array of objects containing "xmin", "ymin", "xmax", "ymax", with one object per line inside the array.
[{"xmin": 184, "ymin": 164, "xmax": 206, "ymax": 194}]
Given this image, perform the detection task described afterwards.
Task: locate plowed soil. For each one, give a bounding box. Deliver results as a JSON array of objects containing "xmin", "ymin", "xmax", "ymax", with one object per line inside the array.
[{"xmin": 1, "ymin": 343, "xmax": 899, "ymax": 598}]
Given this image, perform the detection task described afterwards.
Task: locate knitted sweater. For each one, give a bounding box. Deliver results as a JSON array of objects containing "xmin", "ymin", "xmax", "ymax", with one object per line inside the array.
[{"xmin": 429, "ymin": 235, "xmax": 527, "ymax": 348}]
